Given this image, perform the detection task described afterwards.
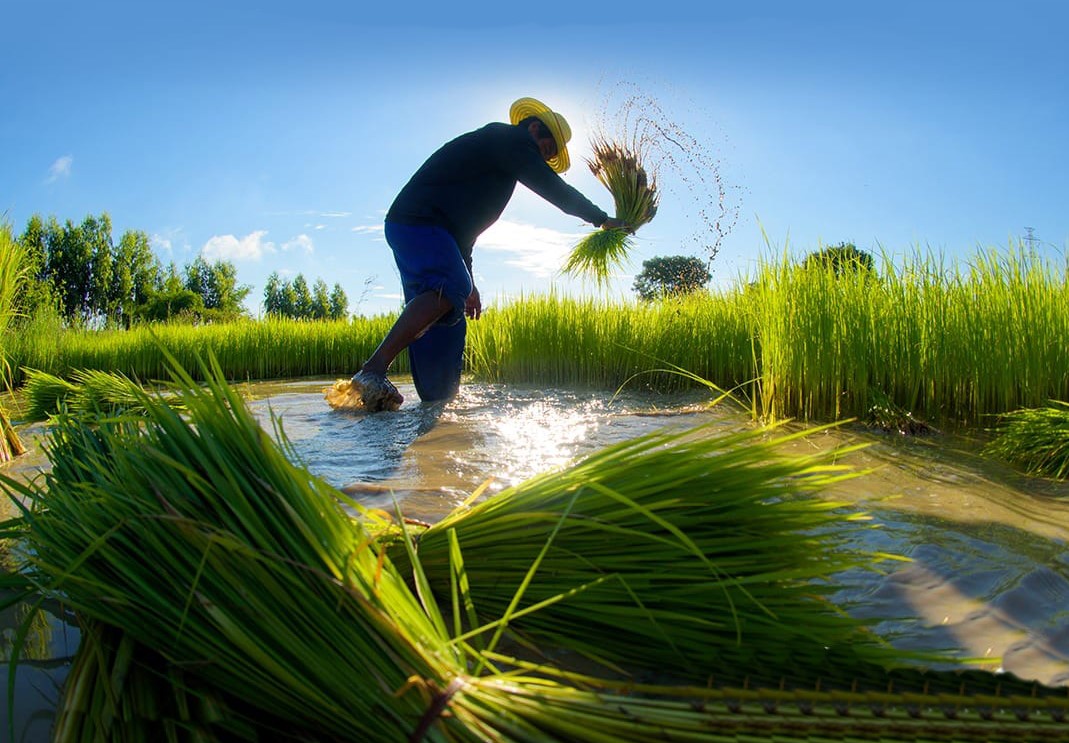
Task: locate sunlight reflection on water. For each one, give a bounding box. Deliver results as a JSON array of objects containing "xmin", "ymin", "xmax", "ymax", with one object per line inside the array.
[{"xmin": 248, "ymin": 378, "xmax": 729, "ymax": 521}]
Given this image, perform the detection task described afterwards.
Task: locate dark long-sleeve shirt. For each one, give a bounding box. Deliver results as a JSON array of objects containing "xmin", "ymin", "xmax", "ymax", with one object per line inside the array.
[{"xmin": 386, "ymin": 122, "xmax": 609, "ymax": 272}]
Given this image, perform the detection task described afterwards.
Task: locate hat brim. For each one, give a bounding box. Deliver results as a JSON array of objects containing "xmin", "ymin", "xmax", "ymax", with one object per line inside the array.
[{"xmin": 510, "ymin": 97, "xmax": 571, "ymax": 173}]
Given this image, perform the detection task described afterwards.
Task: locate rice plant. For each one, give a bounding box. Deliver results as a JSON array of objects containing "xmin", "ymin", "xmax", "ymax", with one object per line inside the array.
[
  {"xmin": 984, "ymin": 400, "xmax": 1069, "ymax": 480},
  {"xmin": 388, "ymin": 421, "xmax": 930, "ymax": 685},
  {"xmin": 3, "ymin": 243, "xmax": 1067, "ymax": 428},
  {"xmin": 745, "ymin": 243, "xmax": 1069, "ymax": 425},
  {"xmin": 5, "ymin": 314, "xmax": 401, "ymax": 388}
]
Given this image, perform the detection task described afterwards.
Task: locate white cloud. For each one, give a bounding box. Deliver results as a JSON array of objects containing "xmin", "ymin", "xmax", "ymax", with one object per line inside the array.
[
  {"xmin": 320, "ymin": 211, "xmax": 351, "ymax": 218},
  {"xmin": 150, "ymin": 234, "xmax": 173, "ymax": 254},
  {"xmin": 46, "ymin": 155, "xmax": 73, "ymax": 183},
  {"xmin": 202, "ymin": 230, "xmax": 276, "ymax": 261},
  {"xmin": 352, "ymin": 224, "xmax": 384, "ymax": 234},
  {"xmin": 282, "ymin": 234, "xmax": 314, "ymax": 253},
  {"xmin": 477, "ymin": 219, "xmax": 587, "ymax": 278}
]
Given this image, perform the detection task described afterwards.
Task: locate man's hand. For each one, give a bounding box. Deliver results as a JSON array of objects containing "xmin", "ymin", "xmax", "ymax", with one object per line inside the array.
[
  {"xmin": 601, "ymin": 217, "xmax": 633, "ymax": 233},
  {"xmin": 465, "ymin": 286, "xmax": 482, "ymax": 320}
]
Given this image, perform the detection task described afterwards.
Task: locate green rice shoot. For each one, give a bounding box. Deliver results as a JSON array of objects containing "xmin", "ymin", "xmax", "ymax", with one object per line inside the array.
[{"xmin": 562, "ymin": 134, "xmax": 658, "ymax": 284}]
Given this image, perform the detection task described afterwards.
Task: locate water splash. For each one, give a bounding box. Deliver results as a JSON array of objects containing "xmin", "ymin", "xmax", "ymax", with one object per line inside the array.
[{"xmin": 592, "ymin": 80, "xmax": 744, "ymax": 267}]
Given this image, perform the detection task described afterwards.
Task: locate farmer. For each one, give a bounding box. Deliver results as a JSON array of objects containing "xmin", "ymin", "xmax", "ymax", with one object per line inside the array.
[{"xmin": 350, "ymin": 96, "xmax": 626, "ymax": 411}]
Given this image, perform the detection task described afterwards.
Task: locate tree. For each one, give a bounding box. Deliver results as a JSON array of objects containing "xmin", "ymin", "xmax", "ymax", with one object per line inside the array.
[
  {"xmin": 290, "ymin": 274, "xmax": 312, "ymax": 320},
  {"xmin": 85, "ymin": 213, "xmax": 115, "ymax": 325},
  {"xmin": 310, "ymin": 278, "xmax": 331, "ymax": 320},
  {"xmin": 263, "ymin": 272, "xmax": 284, "ymax": 316},
  {"xmin": 15, "ymin": 215, "xmax": 57, "ymax": 318},
  {"xmin": 18, "ymin": 212, "xmax": 163, "ymax": 327},
  {"xmin": 632, "ymin": 255, "xmax": 711, "ymax": 301},
  {"xmin": 46, "ymin": 218, "xmax": 91, "ymax": 323},
  {"xmin": 206, "ymin": 260, "xmax": 250, "ymax": 319},
  {"xmin": 114, "ymin": 230, "xmax": 162, "ymax": 327},
  {"xmin": 328, "ymin": 283, "xmax": 349, "ymax": 320},
  {"xmin": 183, "ymin": 256, "xmax": 249, "ymax": 321},
  {"xmin": 803, "ymin": 242, "xmax": 876, "ymax": 276},
  {"xmin": 136, "ymin": 288, "xmax": 205, "ymax": 323}
]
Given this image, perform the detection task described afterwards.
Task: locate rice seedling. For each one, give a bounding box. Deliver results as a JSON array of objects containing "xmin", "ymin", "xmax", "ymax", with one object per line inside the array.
[
  {"xmin": 4, "ymin": 353, "xmax": 1068, "ymax": 741},
  {"xmin": 562, "ymin": 134, "xmax": 658, "ymax": 284},
  {"xmin": 3, "ymin": 355, "xmax": 472, "ymax": 740},
  {"xmin": 21, "ymin": 367, "xmax": 183, "ymax": 421},
  {"xmin": 21, "ymin": 370, "xmax": 79, "ymax": 420},
  {"xmin": 52, "ymin": 620, "xmax": 263, "ymax": 743},
  {"xmin": 388, "ymin": 421, "xmax": 934, "ymax": 685},
  {"xmin": 984, "ymin": 400, "xmax": 1069, "ymax": 480}
]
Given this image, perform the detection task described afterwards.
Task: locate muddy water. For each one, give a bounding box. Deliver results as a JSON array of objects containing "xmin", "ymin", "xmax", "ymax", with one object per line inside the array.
[{"xmin": 3, "ymin": 376, "xmax": 1068, "ymax": 740}]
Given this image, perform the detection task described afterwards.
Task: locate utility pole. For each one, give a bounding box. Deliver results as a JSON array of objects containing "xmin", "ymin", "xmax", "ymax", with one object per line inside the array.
[{"xmin": 1023, "ymin": 226, "xmax": 1039, "ymax": 251}]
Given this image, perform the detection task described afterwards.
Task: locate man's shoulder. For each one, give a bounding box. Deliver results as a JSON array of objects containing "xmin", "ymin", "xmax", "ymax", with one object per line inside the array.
[{"xmin": 466, "ymin": 121, "xmax": 522, "ymax": 141}]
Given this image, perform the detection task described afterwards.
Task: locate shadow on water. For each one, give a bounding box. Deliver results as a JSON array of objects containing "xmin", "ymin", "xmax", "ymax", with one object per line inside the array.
[
  {"xmin": 792, "ymin": 424, "xmax": 1069, "ymax": 687},
  {"xmin": 2, "ymin": 376, "xmax": 1069, "ymax": 740}
]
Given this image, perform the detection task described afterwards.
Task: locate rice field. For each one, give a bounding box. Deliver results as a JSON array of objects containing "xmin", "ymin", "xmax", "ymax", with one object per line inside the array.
[{"xmin": 4, "ymin": 245, "xmax": 1066, "ymax": 427}]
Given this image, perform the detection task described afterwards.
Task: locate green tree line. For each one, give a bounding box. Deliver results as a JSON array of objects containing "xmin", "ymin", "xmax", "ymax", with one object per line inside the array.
[
  {"xmin": 16, "ymin": 212, "xmax": 250, "ymax": 326},
  {"xmin": 14, "ymin": 212, "xmax": 351, "ymax": 327},
  {"xmin": 263, "ymin": 271, "xmax": 348, "ymax": 321}
]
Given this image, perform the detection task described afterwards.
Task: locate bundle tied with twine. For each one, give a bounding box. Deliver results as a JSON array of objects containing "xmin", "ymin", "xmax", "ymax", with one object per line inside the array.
[{"xmin": 562, "ymin": 134, "xmax": 659, "ymax": 284}]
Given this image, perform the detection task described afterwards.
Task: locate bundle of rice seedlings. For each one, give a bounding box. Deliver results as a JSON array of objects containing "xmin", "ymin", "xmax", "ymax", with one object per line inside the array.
[
  {"xmin": 4, "ymin": 354, "xmax": 1067, "ymax": 741},
  {"xmin": 984, "ymin": 400, "xmax": 1069, "ymax": 480},
  {"xmin": 52, "ymin": 620, "xmax": 262, "ymax": 743},
  {"xmin": 23, "ymin": 369, "xmax": 88, "ymax": 420},
  {"xmin": 22, "ymin": 367, "xmax": 181, "ymax": 421},
  {"xmin": 389, "ymin": 421, "xmax": 928, "ymax": 685},
  {"xmin": 562, "ymin": 134, "xmax": 658, "ymax": 284},
  {"xmin": 4, "ymin": 359, "xmax": 472, "ymax": 740}
]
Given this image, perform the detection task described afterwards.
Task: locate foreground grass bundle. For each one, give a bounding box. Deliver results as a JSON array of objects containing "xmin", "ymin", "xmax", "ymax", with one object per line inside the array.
[
  {"xmin": 4, "ymin": 357, "xmax": 1068, "ymax": 741},
  {"xmin": 562, "ymin": 135, "xmax": 658, "ymax": 284},
  {"xmin": 389, "ymin": 422, "xmax": 918, "ymax": 684},
  {"xmin": 985, "ymin": 400, "xmax": 1069, "ymax": 480},
  {"xmin": 22, "ymin": 367, "xmax": 182, "ymax": 421},
  {"xmin": 5, "ymin": 360, "xmax": 496, "ymax": 740}
]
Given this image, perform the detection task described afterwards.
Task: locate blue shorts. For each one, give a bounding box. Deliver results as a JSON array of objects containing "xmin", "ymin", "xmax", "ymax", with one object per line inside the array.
[{"xmin": 385, "ymin": 221, "xmax": 472, "ymax": 327}]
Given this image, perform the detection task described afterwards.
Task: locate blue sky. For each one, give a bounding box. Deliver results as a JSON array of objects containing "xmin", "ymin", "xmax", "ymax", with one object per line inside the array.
[{"xmin": 3, "ymin": 0, "xmax": 1066, "ymax": 317}]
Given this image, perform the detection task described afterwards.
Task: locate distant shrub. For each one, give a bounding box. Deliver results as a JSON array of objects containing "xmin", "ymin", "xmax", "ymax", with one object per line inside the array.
[{"xmin": 633, "ymin": 255, "xmax": 711, "ymax": 301}]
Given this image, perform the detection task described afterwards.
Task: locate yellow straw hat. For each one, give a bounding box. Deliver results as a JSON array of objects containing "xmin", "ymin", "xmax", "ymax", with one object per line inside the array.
[{"xmin": 510, "ymin": 96, "xmax": 572, "ymax": 173}]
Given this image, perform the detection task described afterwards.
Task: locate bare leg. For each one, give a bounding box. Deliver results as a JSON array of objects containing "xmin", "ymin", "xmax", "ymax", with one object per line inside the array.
[{"xmin": 361, "ymin": 290, "xmax": 454, "ymax": 375}]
